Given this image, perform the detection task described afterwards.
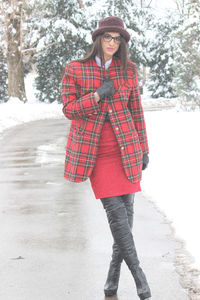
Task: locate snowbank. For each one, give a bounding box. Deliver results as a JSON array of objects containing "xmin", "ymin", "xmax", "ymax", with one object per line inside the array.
[
  {"xmin": 0, "ymin": 97, "xmax": 63, "ymax": 135},
  {"xmin": 142, "ymin": 111, "xmax": 200, "ymax": 270}
]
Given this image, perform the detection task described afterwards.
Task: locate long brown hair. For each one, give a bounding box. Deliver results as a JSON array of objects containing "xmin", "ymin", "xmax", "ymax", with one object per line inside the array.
[{"xmin": 74, "ymin": 34, "xmax": 129, "ymax": 77}]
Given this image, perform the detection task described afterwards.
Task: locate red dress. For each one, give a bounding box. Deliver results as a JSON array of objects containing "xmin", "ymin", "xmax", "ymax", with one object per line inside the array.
[{"xmin": 89, "ymin": 120, "xmax": 141, "ymax": 199}]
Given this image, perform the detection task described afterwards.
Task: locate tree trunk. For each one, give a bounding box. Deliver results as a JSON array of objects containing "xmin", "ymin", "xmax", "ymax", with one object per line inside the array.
[
  {"xmin": 77, "ymin": 0, "xmax": 84, "ymax": 8},
  {"xmin": 5, "ymin": 0, "xmax": 27, "ymax": 102},
  {"xmin": 142, "ymin": 65, "xmax": 147, "ymax": 86}
]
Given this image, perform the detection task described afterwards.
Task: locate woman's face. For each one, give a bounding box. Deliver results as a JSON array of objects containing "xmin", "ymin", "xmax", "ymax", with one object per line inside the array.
[{"xmin": 101, "ymin": 32, "xmax": 121, "ymax": 61}]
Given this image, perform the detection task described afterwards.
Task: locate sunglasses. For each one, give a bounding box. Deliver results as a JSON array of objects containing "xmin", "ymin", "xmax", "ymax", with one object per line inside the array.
[{"xmin": 102, "ymin": 33, "xmax": 122, "ymax": 44}]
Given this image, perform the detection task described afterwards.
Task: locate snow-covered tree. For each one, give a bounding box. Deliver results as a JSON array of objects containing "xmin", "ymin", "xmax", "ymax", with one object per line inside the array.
[
  {"xmin": 172, "ymin": 0, "xmax": 200, "ymax": 109},
  {"xmin": 34, "ymin": 0, "xmax": 95, "ymax": 103},
  {"xmin": 0, "ymin": 47, "xmax": 8, "ymax": 102},
  {"xmin": 0, "ymin": 12, "xmax": 8, "ymax": 102},
  {"xmin": 146, "ymin": 14, "xmax": 180, "ymax": 98}
]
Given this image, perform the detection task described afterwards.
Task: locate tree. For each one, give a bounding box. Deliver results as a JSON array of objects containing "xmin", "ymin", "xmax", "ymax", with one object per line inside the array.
[
  {"xmin": 172, "ymin": 0, "xmax": 200, "ymax": 109},
  {"xmin": 0, "ymin": 12, "xmax": 8, "ymax": 102},
  {"xmin": 146, "ymin": 14, "xmax": 179, "ymax": 98},
  {"xmin": 34, "ymin": 0, "xmax": 95, "ymax": 103},
  {"xmin": 0, "ymin": 47, "xmax": 8, "ymax": 102},
  {"xmin": 1, "ymin": 0, "xmax": 27, "ymax": 102}
]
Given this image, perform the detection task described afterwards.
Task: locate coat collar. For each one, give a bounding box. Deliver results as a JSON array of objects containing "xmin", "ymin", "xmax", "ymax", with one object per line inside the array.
[
  {"xmin": 91, "ymin": 56, "xmax": 116, "ymax": 69},
  {"xmin": 95, "ymin": 55, "xmax": 112, "ymax": 69}
]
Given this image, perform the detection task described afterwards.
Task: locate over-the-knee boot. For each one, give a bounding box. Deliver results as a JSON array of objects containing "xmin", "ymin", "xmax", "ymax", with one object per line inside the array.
[
  {"xmin": 104, "ymin": 194, "xmax": 135, "ymax": 297},
  {"xmin": 104, "ymin": 241, "xmax": 123, "ymax": 296},
  {"xmin": 101, "ymin": 196, "xmax": 151, "ymax": 300}
]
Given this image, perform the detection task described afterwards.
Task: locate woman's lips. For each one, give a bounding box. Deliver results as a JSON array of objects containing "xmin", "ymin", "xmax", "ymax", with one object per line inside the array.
[{"xmin": 107, "ymin": 48, "xmax": 114, "ymax": 51}]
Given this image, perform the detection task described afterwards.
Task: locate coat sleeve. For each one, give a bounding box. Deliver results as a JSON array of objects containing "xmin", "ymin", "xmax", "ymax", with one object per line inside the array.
[
  {"xmin": 128, "ymin": 65, "xmax": 149, "ymax": 155},
  {"xmin": 61, "ymin": 63, "xmax": 100, "ymax": 120}
]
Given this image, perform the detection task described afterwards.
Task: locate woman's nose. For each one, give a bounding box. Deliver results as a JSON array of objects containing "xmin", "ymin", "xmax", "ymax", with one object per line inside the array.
[{"xmin": 109, "ymin": 39, "xmax": 115, "ymax": 46}]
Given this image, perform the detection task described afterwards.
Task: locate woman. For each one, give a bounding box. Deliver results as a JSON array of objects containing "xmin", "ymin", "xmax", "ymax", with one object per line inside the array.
[{"xmin": 62, "ymin": 16, "xmax": 151, "ymax": 300}]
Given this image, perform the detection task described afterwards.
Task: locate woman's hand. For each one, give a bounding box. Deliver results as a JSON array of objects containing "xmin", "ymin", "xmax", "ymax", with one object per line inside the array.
[
  {"xmin": 96, "ymin": 77, "xmax": 115, "ymax": 100},
  {"xmin": 142, "ymin": 153, "xmax": 149, "ymax": 170}
]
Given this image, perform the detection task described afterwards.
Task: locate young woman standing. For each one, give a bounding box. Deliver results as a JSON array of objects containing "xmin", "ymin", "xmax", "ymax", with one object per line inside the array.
[{"xmin": 62, "ymin": 16, "xmax": 151, "ymax": 300}]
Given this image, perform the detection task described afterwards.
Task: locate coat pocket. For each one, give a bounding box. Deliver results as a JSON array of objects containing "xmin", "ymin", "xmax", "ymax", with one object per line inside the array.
[
  {"xmin": 115, "ymin": 84, "xmax": 131, "ymax": 102},
  {"xmin": 74, "ymin": 118, "xmax": 86, "ymax": 134}
]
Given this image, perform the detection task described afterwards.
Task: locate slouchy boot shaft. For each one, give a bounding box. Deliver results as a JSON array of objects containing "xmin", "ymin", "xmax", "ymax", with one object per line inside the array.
[
  {"xmin": 100, "ymin": 195, "xmax": 151, "ymax": 299},
  {"xmin": 104, "ymin": 193, "xmax": 135, "ymax": 296}
]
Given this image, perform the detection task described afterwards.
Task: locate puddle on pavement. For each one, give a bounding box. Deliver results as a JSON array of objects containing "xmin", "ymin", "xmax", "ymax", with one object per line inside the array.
[
  {"xmin": 35, "ymin": 143, "xmax": 64, "ymax": 165},
  {"xmin": 3, "ymin": 204, "xmax": 48, "ymax": 215},
  {"xmin": 0, "ymin": 163, "xmax": 43, "ymax": 169},
  {"xmin": 0, "ymin": 180, "xmax": 49, "ymax": 185}
]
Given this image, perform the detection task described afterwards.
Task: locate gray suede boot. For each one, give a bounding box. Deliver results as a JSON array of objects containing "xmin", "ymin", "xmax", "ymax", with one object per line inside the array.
[
  {"xmin": 104, "ymin": 194, "xmax": 134, "ymax": 297},
  {"xmin": 100, "ymin": 195, "xmax": 151, "ymax": 300}
]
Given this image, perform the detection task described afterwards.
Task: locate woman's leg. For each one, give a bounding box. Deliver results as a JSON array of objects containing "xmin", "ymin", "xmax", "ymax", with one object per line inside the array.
[
  {"xmin": 103, "ymin": 194, "xmax": 135, "ymax": 296},
  {"xmin": 100, "ymin": 194, "xmax": 151, "ymax": 300}
]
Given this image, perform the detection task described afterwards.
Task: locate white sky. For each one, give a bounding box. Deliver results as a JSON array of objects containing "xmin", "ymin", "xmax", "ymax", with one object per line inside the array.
[
  {"xmin": 151, "ymin": 0, "xmax": 177, "ymax": 9},
  {"xmin": 83, "ymin": 0, "xmax": 178, "ymax": 10},
  {"xmin": 82, "ymin": 0, "xmax": 179, "ymax": 18}
]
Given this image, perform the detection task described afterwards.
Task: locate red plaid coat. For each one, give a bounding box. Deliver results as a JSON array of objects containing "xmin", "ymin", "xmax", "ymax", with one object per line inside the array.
[{"xmin": 62, "ymin": 56, "xmax": 149, "ymax": 183}]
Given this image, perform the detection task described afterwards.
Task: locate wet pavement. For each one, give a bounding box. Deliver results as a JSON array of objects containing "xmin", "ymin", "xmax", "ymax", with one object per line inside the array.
[{"xmin": 0, "ymin": 118, "xmax": 189, "ymax": 300}]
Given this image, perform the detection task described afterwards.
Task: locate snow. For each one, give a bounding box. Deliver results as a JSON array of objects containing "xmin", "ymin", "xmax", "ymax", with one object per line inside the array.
[
  {"xmin": 0, "ymin": 73, "xmax": 62, "ymax": 135},
  {"xmin": 0, "ymin": 75, "xmax": 200, "ymax": 278},
  {"xmin": 0, "ymin": 98, "xmax": 62, "ymax": 135},
  {"xmin": 36, "ymin": 37, "xmax": 46, "ymax": 52},
  {"xmin": 142, "ymin": 110, "xmax": 200, "ymax": 271}
]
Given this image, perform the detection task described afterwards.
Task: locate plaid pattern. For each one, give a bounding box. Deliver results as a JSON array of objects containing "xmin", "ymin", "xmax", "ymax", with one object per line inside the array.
[{"xmin": 62, "ymin": 56, "xmax": 149, "ymax": 182}]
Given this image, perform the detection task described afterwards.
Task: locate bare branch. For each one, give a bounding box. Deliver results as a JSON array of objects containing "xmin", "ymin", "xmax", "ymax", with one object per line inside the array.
[
  {"xmin": 175, "ymin": 0, "xmax": 181, "ymax": 13},
  {"xmin": 21, "ymin": 40, "xmax": 60, "ymax": 54},
  {"xmin": 147, "ymin": 0, "xmax": 153, "ymax": 8},
  {"xmin": 20, "ymin": 2, "xmax": 23, "ymax": 53},
  {"xmin": 173, "ymin": 0, "xmax": 187, "ymax": 15},
  {"xmin": 77, "ymin": 0, "xmax": 84, "ymax": 8}
]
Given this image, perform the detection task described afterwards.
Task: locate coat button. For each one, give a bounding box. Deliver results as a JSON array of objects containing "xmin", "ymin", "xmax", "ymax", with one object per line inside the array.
[
  {"xmin": 115, "ymin": 127, "xmax": 119, "ymax": 131},
  {"xmin": 109, "ymin": 109, "xmax": 112, "ymax": 113},
  {"xmin": 121, "ymin": 146, "xmax": 125, "ymax": 150}
]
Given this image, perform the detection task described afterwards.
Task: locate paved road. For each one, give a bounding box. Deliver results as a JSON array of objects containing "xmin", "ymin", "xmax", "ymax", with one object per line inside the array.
[{"xmin": 0, "ymin": 118, "xmax": 189, "ymax": 300}]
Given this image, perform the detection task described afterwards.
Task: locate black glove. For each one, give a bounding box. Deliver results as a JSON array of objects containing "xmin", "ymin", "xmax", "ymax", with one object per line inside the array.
[
  {"xmin": 142, "ymin": 153, "xmax": 149, "ymax": 170},
  {"xmin": 96, "ymin": 77, "xmax": 115, "ymax": 100}
]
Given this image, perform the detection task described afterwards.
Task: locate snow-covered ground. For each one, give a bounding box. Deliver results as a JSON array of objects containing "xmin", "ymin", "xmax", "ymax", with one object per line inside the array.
[
  {"xmin": 142, "ymin": 111, "xmax": 200, "ymax": 269},
  {"xmin": 0, "ymin": 73, "xmax": 62, "ymax": 135},
  {"xmin": 0, "ymin": 97, "xmax": 62, "ymax": 135},
  {"xmin": 1, "ymin": 74, "xmax": 200, "ymax": 277}
]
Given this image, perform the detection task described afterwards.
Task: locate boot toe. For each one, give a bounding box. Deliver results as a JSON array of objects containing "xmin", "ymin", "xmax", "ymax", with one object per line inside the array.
[
  {"xmin": 139, "ymin": 291, "xmax": 151, "ymax": 300},
  {"xmin": 104, "ymin": 288, "xmax": 117, "ymax": 297}
]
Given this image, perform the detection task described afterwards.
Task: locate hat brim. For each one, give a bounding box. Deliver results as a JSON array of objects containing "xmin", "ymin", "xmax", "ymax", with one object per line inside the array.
[{"xmin": 92, "ymin": 26, "xmax": 130, "ymax": 42}]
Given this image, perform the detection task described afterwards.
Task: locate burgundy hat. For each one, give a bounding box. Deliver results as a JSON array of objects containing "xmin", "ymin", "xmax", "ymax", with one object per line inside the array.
[{"xmin": 92, "ymin": 16, "xmax": 130, "ymax": 43}]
